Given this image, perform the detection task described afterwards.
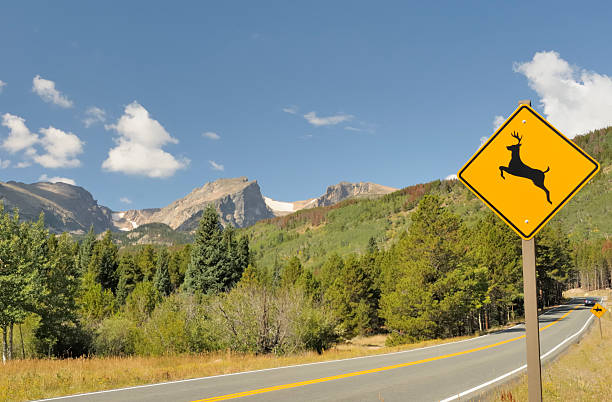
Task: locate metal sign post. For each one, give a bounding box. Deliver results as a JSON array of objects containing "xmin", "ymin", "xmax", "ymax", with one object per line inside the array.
[{"xmin": 522, "ymin": 237, "xmax": 543, "ymax": 402}]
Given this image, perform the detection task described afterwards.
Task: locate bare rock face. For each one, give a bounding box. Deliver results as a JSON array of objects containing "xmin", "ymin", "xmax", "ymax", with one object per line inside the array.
[
  {"xmin": 0, "ymin": 180, "xmax": 114, "ymax": 234},
  {"xmin": 312, "ymin": 181, "xmax": 398, "ymax": 207},
  {"xmin": 114, "ymin": 177, "xmax": 274, "ymax": 232}
]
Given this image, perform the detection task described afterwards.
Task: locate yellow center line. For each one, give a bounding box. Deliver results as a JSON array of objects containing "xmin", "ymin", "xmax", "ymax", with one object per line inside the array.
[{"xmin": 193, "ymin": 305, "xmax": 580, "ymax": 402}]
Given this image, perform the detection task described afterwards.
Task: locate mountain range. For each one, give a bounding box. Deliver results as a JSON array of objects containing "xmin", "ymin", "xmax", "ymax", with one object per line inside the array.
[{"xmin": 0, "ymin": 176, "xmax": 397, "ymax": 235}]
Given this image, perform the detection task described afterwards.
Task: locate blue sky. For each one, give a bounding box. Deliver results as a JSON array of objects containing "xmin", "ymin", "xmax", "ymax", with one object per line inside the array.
[{"xmin": 1, "ymin": 1, "xmax": 612, "ymax": 211}]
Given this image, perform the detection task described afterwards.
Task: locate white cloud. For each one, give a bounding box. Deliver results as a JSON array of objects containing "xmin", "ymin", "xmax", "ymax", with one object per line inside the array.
[
  {"xmin": 444, "ymin": 174, "xmax": 457, "ymax": 181},
  {"xmin": 304, "ymin": 111, "xmax": 353, "ymax": 127},
  {"xmin": 282, "ymin": 105, "xmax": 298, "ymax": 114},
  {"xmin": 38, "ymin": 174, "xmax": 76, "ymax": 186},
  {"xmin": 0, "ymin": 80, "xmax": 6, "ymax": 93},
  {"xmin": 16, "ymin": 161, "xmax": 31, "ymax": 168},
  {"xmin": 83, "ymin": 106, "xmax": 106, "ymax": 127},
  {"xmin": 0, "ymin": 159, "xmax": 9, "ymax": 169},
  {"xmin": 32, "ymin": 75, "xmax": 73, "ymax": 108},
  {"xmin": 344, "ymin": 126, "xmax": 362, "ymax": 132},
  {"xmin": 493, "ymin": 115, "xmax": 505, "ymax": 131},
  {"xmin": 34, "ymin": 126, "xmax": 84, "ymax": 168},
  {"xmin": 103, "ymin": 102, "xmax": 188, "ymax": 178},
  {"xmin": 514, "ymin": 51, "xmax": 612, "ymax": 137},
  {"xmin": 203, "ymin": 131, "xmax": 220, "ymax": 140},
  {"xmin": 1, "ymin": 113, "xmax": 39, "ymax": 153},
  {"xmin": 120, "ymin": 197, "xmax": 132, "ymax": 204},
  {"xmin": 209, "ymin": 160, "xmax": 224, "ymax": 171},
  {"xmin": 480, "ymin": 136, "xmax": 488, "ymax": 146}
]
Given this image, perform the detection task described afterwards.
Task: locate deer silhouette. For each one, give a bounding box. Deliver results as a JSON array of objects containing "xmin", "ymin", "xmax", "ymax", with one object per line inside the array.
[{"xmin": 499, "ymin": 132, "xmax": 552, "ymax": 204}]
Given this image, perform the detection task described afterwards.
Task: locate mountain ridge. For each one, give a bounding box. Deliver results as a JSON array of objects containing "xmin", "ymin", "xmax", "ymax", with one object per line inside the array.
[{"xmin": 0, "ymin": 176, "xmax": 399, "ymax": 236}]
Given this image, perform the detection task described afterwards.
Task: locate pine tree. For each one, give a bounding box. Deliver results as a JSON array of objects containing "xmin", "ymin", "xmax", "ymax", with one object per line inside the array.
[
  {"xmin": 78, "ymin": 225, "xmax": 96, "ymax": 274},
  {"xmin": 138, "ymin": 245, "xmax": 157, "ymax": 281},
  {"xmin": 324, "ymin": 255, "xmax": 378, "ymax": 337},
  {"xmin": 116, "ymin": 254, "xmax": 142, "ymax": 304},
  {"xmin": 281, "ymin": 256, "xmax": 303, "ymax": 287},
  {"xmin": 89, "ymin": 231, "xmax": 119, "ymax": 293},
  {"xmin": 183, "ymin": 205, "xmax": 226, "ymax": 294},
  {"xmin": 380, "ymin": 195, "xmax": 468, "ymax": 343},
  {"xmin": 153, "ymin": 248, "xmax": 172, "ymax": 296}
]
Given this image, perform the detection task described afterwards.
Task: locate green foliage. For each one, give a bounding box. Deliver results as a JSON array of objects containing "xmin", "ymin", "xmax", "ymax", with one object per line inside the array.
[
  {"xmin": 137, "ymin": 245, "xmax": 156, "ymax": 281},
  {"xmin": 116, "ymin": 254, "xmax": 141, "ymax": 304},
  {"xmin": 183, "ymin": 206, "xmax": 246, "ymax": 294},
  {"xmin": 324, "ymin": 255, "xmax": 380, "ymax": 338},
  {"xmin": 34, "ymin": 233, "xmax": 85, "ymax": 357},
  {"xmin": 94, "ymin": 315, "xmax": 137, "ymax": 356},
  {"xmin": 211, "ymin": 281, "xmax": 337, "ymax": 355},
  {"xmin": 153, "ymin": 248, "xmax": 172, "ymax": 296},
  {"xmin": 380, "ymin": 195, "xmax": 470, "ymax": 343},
  {"xmin": 281, "ymin": 256, "xmax": 303, "ymax": 287},
  {"xmin": 77, "ymin": 270, "xmax": 115, "ymax": 322},
  {"xmin": 536, "ymin": 223, "xmax": 573, "ymax": 307},
  {"xmin": 77, "ymin": 225, "xmax": 96, "ymax": 274},
  {"xmin": 123, "ymin": 281, "xmax": 160, "ymax": 325},
  {"xmin": 89, "ymin": 231, "xmax": 119, "ymax": 293}
]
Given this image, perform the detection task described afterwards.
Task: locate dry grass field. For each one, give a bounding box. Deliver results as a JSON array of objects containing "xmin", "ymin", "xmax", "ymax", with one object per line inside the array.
[
  {"xmin": 494, "ymin": 289, "xmax": 611, "ymax": 401},
  {"xmin": 0, "ymin": 333, "xmax": 479, "ymax": 402}
]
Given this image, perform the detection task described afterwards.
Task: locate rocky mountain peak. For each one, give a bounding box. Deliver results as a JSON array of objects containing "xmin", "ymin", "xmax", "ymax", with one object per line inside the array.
[{"xmin": 113, "ymin": 177, "xmax": 274, "ymax": 232}]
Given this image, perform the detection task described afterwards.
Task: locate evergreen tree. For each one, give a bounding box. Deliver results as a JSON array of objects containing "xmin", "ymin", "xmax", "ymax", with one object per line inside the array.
[
  {"xmin": 281, "ymin": 256, "xmax": 303, "ymax": 287},
  {"xmin": 78, "ymin": 225, "xmax": 96, "ymax": 273},
  {"xmin": 469, "ymin": 213, "xmax": 522, "ymax": 329},
  {"xmin": 380, "ymin": 195, "xmax": 468, "ymax": 343},
  {"xmin": 183, "ymin": 205, "xmax": 227, "ymax": 294},
  {"xmin": 89, "ymin": 231, "xmax": 119, "ymax": 293},
  {"xmin": 536, "ymin": 223, "xmax": 572, "ymax": 307},
  {"xmin": 237, "ymin": 236, "xmax": 251, "ymax": 272},
  {"xmin": 324, "ymin": 255, "xmax": 378, "ymax": 337},
  {"xmin": 116, "ymin": 254, "xmax": 142, "ymax": 304},
  {"xmin": 153, "ymin": 248, "xmax": 172, "ymax": 296},
  {"xmin": 138, "ymin": 245, "xmax": 157, "ymax": 281}
]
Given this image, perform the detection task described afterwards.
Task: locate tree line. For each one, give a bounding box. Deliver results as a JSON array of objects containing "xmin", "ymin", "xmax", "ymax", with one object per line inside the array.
[{"xmin": 0, "ymin": 196, "xmax": 606, "ymax": 361}]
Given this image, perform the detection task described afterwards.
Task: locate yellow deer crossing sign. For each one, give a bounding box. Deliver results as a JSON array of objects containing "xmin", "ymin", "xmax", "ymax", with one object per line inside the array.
[{"xmin": 458, "ymin": 104, "xmax": 600, "ymax": 240}]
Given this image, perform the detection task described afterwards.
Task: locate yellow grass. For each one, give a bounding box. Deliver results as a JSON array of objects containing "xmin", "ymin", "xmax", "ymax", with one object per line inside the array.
[
  {"xmin": 0, "ymin": 333, "xmax": 479, "ymax": 402},
  {"xmin": 495, "ymin": 289, "xmax": 611, "ymax": 401}
]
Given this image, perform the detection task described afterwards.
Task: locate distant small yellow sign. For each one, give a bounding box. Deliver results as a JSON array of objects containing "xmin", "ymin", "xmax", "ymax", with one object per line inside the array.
[
  {"xmin": 458, "ymin": 104, "xmax": 600, "ymax": 240},
  {"xmin": 590, "ymin": 303, "xmax": 606, "ymax": 318}
]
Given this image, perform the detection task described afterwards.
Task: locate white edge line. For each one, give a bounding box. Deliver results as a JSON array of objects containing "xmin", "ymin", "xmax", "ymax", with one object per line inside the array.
[
  {"xmin": 440, "ymin": 299, "xmax": 602, "ymax": 402},
  {"xmin": 33, "ymin": 300, "xmax": 582, "ymax": 401},
  {"xmin": 32, "ymin": 335, "xmax": 486, "ymax": 401}
]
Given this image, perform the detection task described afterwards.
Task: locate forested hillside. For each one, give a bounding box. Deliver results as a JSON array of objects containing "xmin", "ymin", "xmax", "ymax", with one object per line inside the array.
[{"xmin": 245, "ymin": 127, "xmax": 611, "ymax": 273}]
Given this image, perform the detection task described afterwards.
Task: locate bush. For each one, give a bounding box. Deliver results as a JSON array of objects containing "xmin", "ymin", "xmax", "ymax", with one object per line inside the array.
[
  {"xmin": 94, "ymin": 315, "xmax": 139, "ymax": 356},
  {"xmin": 211, "ymin": 281, "xmax": 338, "ymax": 355}
]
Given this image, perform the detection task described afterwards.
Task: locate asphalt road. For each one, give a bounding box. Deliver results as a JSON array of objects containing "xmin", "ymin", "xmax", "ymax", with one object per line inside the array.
[{"xmin": 38, "ymin": 297, "xmax": 600, "ymax": 402}]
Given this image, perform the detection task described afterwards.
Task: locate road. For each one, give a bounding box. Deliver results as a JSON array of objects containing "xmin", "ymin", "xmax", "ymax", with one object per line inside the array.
[{"xmin": 38, "ymin": 298, "xmax": 600, "ymax": 402}]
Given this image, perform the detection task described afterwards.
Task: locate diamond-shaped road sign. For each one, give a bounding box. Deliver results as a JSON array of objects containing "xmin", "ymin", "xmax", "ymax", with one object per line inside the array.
[
  {"xmin": 590, "ymin": 303, "xmax": 607, "ymax": 319},
  {"xmin": 458, "ymin": 104, "xmax": 600, "ymax": 240}
]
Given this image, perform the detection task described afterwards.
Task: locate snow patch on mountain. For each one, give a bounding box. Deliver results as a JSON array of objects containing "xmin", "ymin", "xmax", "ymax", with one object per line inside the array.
[{"xmin": 264, "ymin": 196, "xmax": 295, "ymax": 213}]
